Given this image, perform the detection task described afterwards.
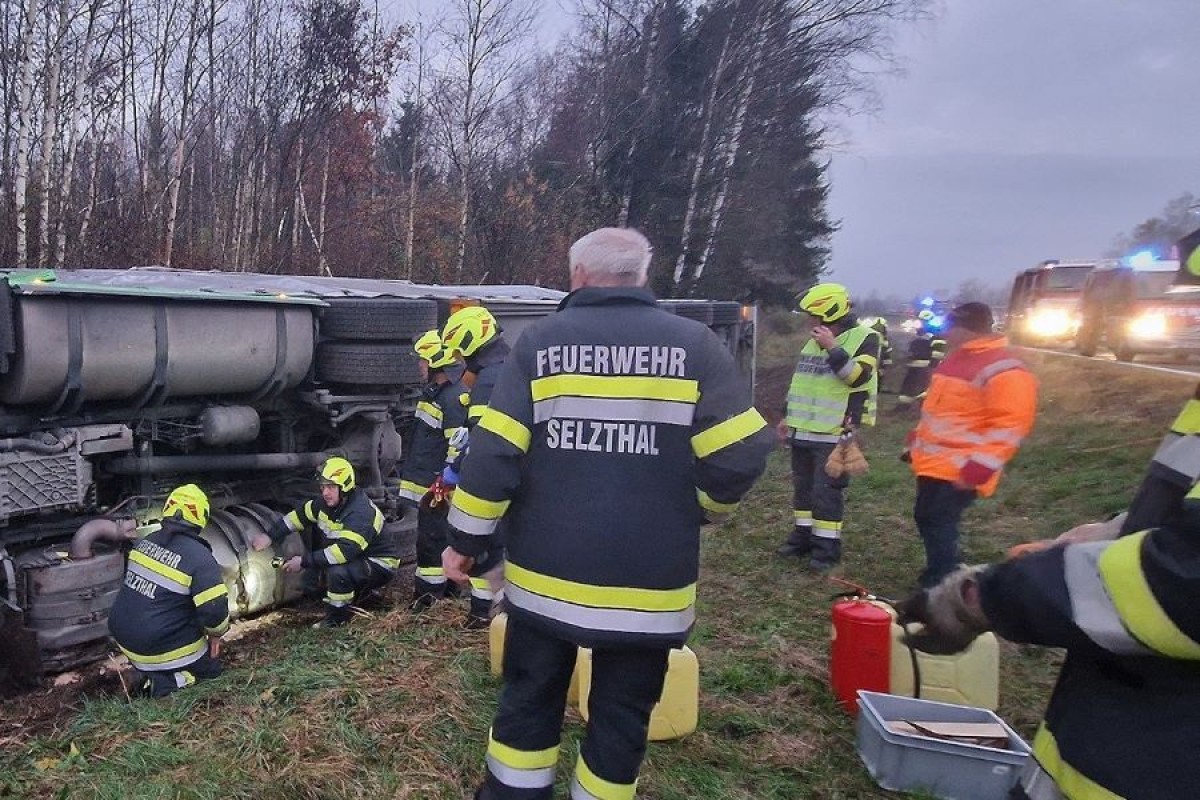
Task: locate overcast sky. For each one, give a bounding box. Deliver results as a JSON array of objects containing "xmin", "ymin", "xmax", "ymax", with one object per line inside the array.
[
  {"xmin": 827, "ymin": 0, "xmax": 1200, "ymax": 299},
  {"xmin": 388, "ymin": 1, "xmax": 1200, "ymax": 300}
]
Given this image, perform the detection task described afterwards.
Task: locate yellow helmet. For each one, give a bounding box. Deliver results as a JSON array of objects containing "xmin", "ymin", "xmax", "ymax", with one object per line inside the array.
[
  {"xmin": 414, "ymin": 330, "xmax": 458, "ymax": 370},
  {"xmin": 319, "ymin": 457, "xmax": 356, "ymax": 492},
  {"xmin": 917, "ymin": 308, "xmax": 934, "ymax": 321},
  {"xmin": 163, "ymin": 484, "xmax": 210, "ymax": 529},
  {"xmin": 442, "ymin": 306, "xmax": 499, "ymax": 358},
  {"xmin": 797, "ymin": 283, "xmax": 850, "ymax": 323}
]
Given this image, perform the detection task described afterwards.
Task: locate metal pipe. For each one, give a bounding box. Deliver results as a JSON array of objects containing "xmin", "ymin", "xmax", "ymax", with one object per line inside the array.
[
  {"xmin": 69, "ymin": 518, "xmax": 138, "ymax": 559},
  {"xmin": 104, "ymin": 451, "xmax": 328, "ymax": 475},
  {"xmin": 0, "ymin": 432, "xmax": 74, "ymax": 454}
]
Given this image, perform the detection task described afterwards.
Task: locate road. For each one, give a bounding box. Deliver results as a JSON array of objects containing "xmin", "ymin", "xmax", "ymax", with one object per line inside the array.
[{"xmin": 1018, "ymin": 344, "xmax": 1200, "ymax": 378}]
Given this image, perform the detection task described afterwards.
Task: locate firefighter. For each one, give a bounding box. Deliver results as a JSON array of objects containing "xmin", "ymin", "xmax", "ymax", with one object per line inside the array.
[
  {"xmin": 896, "ymin": 309, "xmax": 945, "ymax": 410},
  {"xmin": 109, "ymin": 484, "xmax": 229, "ymax": 698},
  {"xmin": 401, "ymin": 330, "xmax": 468, "ymax": 609},
  {"xmin": 867, "ymin": 317, "xmax": 894, "ymax": 389},
  {"xmin": 251, "ymin": 457, "xmax": 400, "ymax": 627},
  {"xmin": 774, "ymin": 282, "xmax": 881, "ymax": 571},
  {"xmin": 437, "ymin": 304, "xmax": 512, "ymax": 628},
  {"xmin": 904, "ymin": 302, "xmax": 1038, "ymax": 588},
  {"xmin": 897, "ymin": 390, "xmax": 1200, "ymax": 799},
  {"xmin": 441, "ymin": 227, "xmax": 773, "ymax": 800}
]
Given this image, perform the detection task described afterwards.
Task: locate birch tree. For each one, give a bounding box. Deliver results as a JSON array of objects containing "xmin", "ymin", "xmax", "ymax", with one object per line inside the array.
[{"xmin": 431, "ymin": 0, "xmax": 536, "ymax": 279}]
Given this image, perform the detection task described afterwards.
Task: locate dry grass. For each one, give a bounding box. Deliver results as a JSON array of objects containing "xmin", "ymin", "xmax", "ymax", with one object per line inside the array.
[{"xmin": 1, "ymin": 338, "xmax": 1192, "ymax": 799}]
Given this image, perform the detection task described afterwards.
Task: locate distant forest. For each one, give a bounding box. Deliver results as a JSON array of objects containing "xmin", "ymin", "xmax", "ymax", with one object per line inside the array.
[{"xmin": 0, "ymin": 0, "xmax": 928, "ymax": 303}]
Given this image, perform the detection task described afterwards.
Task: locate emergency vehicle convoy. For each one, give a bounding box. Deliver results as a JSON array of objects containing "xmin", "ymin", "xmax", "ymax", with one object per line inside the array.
[{"xmin": 0, "ymin": 267, "xmax": 754, "ymax": 686}]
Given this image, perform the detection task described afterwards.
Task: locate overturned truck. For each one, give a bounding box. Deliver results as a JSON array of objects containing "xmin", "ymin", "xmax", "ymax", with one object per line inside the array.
[{"xmin": 0, "ymin": 267, "xmax": 754, "ymax": 687}]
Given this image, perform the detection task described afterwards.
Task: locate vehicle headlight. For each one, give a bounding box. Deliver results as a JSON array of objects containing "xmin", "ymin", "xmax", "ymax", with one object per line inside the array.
[
  {"xmin": 1128, "ymin": 313, "xmax": 1167, "ymax": 339},
  {"xmin": 1025, "ymin": 308, "xmax": 1074, "ymax": 337}
]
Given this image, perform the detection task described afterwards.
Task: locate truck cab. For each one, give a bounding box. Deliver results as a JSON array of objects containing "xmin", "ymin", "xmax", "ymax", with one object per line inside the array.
[{"xmin": 1005, "ymin": 260, "xmax": 1096, "ymax": 346}]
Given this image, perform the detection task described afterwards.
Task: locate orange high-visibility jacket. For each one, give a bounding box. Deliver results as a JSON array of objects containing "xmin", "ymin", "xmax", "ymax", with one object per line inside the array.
[{"xmin": 909, "ymin": 336, "xmax": 1038, "ymax": 497}]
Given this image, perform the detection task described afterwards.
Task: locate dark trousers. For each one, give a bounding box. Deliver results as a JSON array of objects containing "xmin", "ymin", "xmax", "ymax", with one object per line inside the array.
[
  {"xmin": 325, "ymin": 558, "xmax": 393, "ymax": 606},
  {"xmin": 142, "ymin": 649, "xmax": 221, "ymax": 698},
  {"xmin": 414, "ymin": 504, "xmax": 450, "ymax": 598},
  {"xmin": 913, "ymin": 476, "xmax": 977, "ymax": 588},
  {"xmin": 479, "ymin": 615, "xmax": 669, "ymax": 799},
  {"xmin": 791, "ymin": 441, "xmax": 846, "ymax": 538}
]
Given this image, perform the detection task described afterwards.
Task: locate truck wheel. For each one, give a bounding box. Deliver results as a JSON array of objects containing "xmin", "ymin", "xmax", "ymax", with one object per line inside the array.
[
  {"xmin": 1115, "ymin": 342, "xmax": 1136, "ymax": 362},
  {"xmin": 660, "ymin": 301, "xmax": 714, "ymax": 325},
  {"xmin": 319, "ymin": 298, "xmax": 437, "ymax": 341},
  {"xmin": 710, "ymin": 301, "xmax": 744, "ymax": 326},
  {"xmin": 315, "ymin": 342, "xmax": 423, "ymax": 385}
]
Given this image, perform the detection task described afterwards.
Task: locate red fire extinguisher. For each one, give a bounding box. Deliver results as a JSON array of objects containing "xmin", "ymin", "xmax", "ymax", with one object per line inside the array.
[{"xmin": 830, "ymin": 582, "xmax": 893, "ymax": 716}]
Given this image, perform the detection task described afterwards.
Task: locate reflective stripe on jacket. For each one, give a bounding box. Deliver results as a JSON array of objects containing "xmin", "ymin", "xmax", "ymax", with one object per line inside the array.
[
  {"xmin": 108, "ymin": 519, "xmax": 229, "ymax": 671},
  {"xmin": 446, "ymin": 287, "xmax": 773, "ymax": 648},
  {"xmin": 283, "ymin": 489, "xmax": 392, "ymax": 569},
  {"xmin": 910, "ymin": 335, "xmax": 1037, "ymax": 497},
  {"xmin": 979, "ymin": 521, "xmax": 1200, "ymax": 799},
  {"xmin": 1122, "ymin": 389, "xmax": 1200, "ymax": 534},
  {"xmin": 785, "ymin": 321, "xmax": 879, "ymax": 442},
  {"xmin": 399, "ymin": 379, "xmax": 467, "ymax": 504}
]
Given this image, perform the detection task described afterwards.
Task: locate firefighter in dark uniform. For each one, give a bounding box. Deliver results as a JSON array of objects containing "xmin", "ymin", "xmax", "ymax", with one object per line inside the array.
[
  {"xmin": 774, "ymin": 283, "xmax": 880, "ymax": 571},
  {"xmin": 865, "ymin": 317, "xmax": 893, "ymax": 390},
  {"xmin": 109, "ymin": 484, "xmax": 229, "ymax": 698},
  {"xmin": 252, "ymin": 457, "xmax": 399, "ymax": 627},
  {"xmin": 401, "ymin": 330, "xmax": 468, "ymax": 608},
  {"xmin": 896, "ymin": 309, "xmax": 946, "ymax": 410},
  {"xmin": 442, "ymin": 227, "xmax": 774, "ymax": 800},
  {"xmin": 898, "ymin": 384, "xmax": 1200, "ymax": 800},
  {"xmin": 438, "ymin": 304, "xmax": 511, "ymax": 628}
]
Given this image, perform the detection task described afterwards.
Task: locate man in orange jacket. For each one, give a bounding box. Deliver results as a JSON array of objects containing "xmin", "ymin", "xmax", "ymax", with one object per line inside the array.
[{"xmin": 904, "ymin": 302, "xmax": 1038, "ymax": 587}]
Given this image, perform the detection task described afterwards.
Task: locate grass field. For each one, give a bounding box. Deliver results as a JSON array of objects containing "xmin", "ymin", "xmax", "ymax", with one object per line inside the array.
[{"xmin": 0, "ymin": 331, "xmax": 1192, "ymax": 800}]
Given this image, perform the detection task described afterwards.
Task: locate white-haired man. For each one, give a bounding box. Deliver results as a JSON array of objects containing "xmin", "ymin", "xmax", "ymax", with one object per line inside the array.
[{"xmin": 443, "ymin": 227, "xmax": 773, "ymax": 799}]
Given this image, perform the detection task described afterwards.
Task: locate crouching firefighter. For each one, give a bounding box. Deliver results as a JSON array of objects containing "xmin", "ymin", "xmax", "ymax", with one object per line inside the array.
[
  {"xmin": 402, "ymin": 330, "xmax": 467, "ymax": 609},
  {"xmin": 252, "ymin": 457, "xmax": 400, "ymax": 627},
  {"xmin": 896, "ymin": 385, "xmax": 1200, "ymax": 799},
  {"xmin": 109, "ymin": 484, "xmax": 229, "ymax": 698},
  {"xmin": 437, "ymin": 304, "xmax": 511, "ymax": 628}
]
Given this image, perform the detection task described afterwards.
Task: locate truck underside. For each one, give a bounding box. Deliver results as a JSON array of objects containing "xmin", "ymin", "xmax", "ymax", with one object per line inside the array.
[{"xmin": 0, "ymin": 267, "xmax": 754, "ymax": 689}]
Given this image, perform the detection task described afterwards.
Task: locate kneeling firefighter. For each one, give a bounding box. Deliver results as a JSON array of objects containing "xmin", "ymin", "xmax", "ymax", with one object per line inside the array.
[
  {"xmin": 109, "ymin": 484, "xmax": 229, "ymax": 698},
  {"xmin": 253, "ymin": 457, "xmax": 401, "ymax": 627}
]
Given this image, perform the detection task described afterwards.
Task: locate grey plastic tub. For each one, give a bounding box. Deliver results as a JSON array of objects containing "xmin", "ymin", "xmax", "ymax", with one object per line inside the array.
[{"xmin": 856, "ymin": 691, "xmax": 1031, "ymax": 800}]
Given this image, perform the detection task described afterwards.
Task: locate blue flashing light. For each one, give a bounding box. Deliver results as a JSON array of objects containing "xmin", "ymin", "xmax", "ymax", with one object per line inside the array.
[
  {"xmin": 926, "ymin": 314, "xmax": 947, "ymax": 332},
  {"xmin": 1127, "ymin": 250, "xmax": 1157, "ymax": 270},
  {"xmin": 920, "ymin": 296, "xmax": 935, "ymax": 307}
]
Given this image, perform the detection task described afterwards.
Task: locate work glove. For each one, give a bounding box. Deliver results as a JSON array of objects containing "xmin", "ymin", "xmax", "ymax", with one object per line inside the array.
[
  {"xmin": 446, "ymin": 427, "xmax": 470, "ymax": 463},
  {"xmin": 420, "ymin": 474, "xmax": 455, "ymax": 516},
  {"xmin": 895, "ymin": 566, "xmax": 991, "ymax": 655}
]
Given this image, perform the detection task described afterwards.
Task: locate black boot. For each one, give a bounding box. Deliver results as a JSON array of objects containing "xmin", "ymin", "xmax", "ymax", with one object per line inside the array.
[
  {"xmin": 808, "ymin": 537, "xmax": 842, "ymax": 572},
  {"xmin": 775, "ymin": 527, "xmax": 814, "ymax": 558},
  {"xmin": 313, "ymin": 603, "xmax": 353, "ymax": 628}
]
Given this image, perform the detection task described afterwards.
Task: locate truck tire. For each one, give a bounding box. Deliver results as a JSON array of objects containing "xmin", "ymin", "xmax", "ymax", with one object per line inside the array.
[
  {"xmin": 1114, "ymin": 340, "xmax": 1136, "ymax": 362},
  {"xmin": 319, "ymin": 298, "xmax": 437, "ymax": 341},
  {"xmin": 660, "ymin": 301, "xmax": 714, "ymax": 325},
  {"xmin": 711, "ymin": 301, "xmax": 744, "ymax": 326},
  {"xmin": 315, "ymin": 342, "xmax": 423, "ymax": 386}
]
